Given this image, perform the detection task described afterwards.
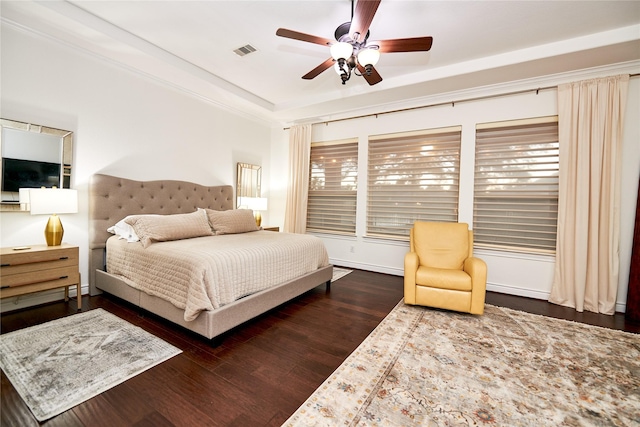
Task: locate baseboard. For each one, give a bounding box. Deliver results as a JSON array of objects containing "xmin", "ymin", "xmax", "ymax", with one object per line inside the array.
[
  {"xmin": 486, "ymin": 282, "xmax": 550, "ymax": 301},
  {"xmin": 329, "ymin": 258, "xmax": 404, "ymax": 277},
  {"xmin": 486, "ymin": 283, "xmax": 628, "ymax": 313},
  {"xmin": 615, "ymin": 301, "xmax": 627, "ymax": 313}
]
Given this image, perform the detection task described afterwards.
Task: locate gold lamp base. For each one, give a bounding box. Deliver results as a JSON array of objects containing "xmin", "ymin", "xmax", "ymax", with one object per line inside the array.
[
  {"xmin": 255, "ymin": 211, "xmax": 262, "ymax": 227},
  {"xmin": 44, "ymin": 214, "xmax": 64, "ymax": 246}
]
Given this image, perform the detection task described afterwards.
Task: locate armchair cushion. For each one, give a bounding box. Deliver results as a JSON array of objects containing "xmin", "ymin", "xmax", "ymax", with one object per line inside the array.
[
  {"xmin": 416, "ymin": 266, "xmax": 472, "ymax": 291},
  {"xmin": 413, "ymin": 222, "xmax": 469, "ymax": 270}
]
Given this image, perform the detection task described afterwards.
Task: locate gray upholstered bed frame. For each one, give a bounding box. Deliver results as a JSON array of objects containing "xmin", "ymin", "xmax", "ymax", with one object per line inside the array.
[{"xmin": 88, "ymin": 173, "xmax": 333, "ymax": 340}]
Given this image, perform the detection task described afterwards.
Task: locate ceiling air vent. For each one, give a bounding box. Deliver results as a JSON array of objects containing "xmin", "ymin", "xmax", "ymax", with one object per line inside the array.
[{"xmin": 233, "ymin": 44, "xmax": 257, "ymax": 57}]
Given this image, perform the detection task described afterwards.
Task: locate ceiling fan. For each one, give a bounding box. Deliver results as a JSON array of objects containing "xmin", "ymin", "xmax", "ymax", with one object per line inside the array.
[{"xmin": 276, "ymin": 0, "xmax": 433, "ymax": 86}]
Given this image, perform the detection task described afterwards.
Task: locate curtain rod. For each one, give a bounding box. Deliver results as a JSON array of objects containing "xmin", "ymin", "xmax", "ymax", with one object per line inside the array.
[{"xmin": 284, "ymin": 73, "xmax": 640, "ymax": 130}]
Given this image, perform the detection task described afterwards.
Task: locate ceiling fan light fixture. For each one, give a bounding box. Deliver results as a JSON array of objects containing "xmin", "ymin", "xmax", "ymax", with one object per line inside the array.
[
  {"xmin": 330, "ymin": 42, "xmax": 353, "ymax": 60},
  {"xmin": 357, "ymin": 48, "xmax": 380, "ymax": 67},
  {"xmin": 334, "ymin": 60, "xmax": 352, "ymax": 84},
  {"xmin": 276, "ymin": 0, "xmax": 433, "ymax": 86}
]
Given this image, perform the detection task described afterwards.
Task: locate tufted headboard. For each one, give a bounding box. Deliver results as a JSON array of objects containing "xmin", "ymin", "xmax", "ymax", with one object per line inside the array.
[{"xmin": 88, "ymin": 173, "xmax": 234, "ymax": 294}]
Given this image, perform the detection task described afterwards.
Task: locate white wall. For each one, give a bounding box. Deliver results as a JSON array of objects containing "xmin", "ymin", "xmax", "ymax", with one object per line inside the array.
[
  {"xmin": 270, "ymin": 74, "xmax": 640, "ymax": 313},
  {"xmin": 0, "ymin": 24, "xmax": 272, "ymax": 311}
]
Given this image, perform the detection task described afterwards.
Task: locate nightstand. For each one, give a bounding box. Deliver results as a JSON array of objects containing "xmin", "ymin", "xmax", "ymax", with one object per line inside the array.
[
  {"xmin": 0, "ymin": 243, "xmax": 81, "ymax": 310},
  {"xmin": 262, "ymin": 226, "xmax": 280, "ymax": 232}
]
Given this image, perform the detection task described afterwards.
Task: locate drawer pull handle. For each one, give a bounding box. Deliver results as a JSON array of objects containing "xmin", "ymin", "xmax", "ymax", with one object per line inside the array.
[
  {"xmin": 59, "ymin": 257, "xmax": 69, "ymax": 260},
  {"xmin": 1, "ymin": 285, "xmax": 9, "ymax": 289},
  {"xmin": 1, "ymin": 263, "xmax": 9, "ymax": 267},
  {"xmin": 59, "ymin": 275, "xmax": 69, "ymax": 279}
]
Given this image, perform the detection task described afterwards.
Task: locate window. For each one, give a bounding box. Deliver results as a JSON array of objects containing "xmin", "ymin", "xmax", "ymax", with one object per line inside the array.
[
  {"xmin": 367, "ymin": 127, "xmax": 461, "ymax": 239},
  {"xmin": 474, "ymin": 116, "xmax": 559, "ymax": 253},
  {"xmin": 307, "ymin": 138, "xmax": 358, "ymax": 235}
]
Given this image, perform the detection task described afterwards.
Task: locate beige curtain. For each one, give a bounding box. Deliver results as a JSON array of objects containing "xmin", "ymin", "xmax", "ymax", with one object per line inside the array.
[
  {"xmin": 284, "ymin": 124, "xmax": 312, "ymax": 233},
  {"xmin": 549, "ymin": 75, "xmax": 629, "ymax": 314}
]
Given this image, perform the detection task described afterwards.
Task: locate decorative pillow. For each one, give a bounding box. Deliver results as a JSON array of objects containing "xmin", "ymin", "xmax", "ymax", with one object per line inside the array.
[
  {"xmin": 107, "ymin": 217, "xmax": 140, "ymax": 243},
  {"xmin": 124, "ymin": 210, "xmax": 213, "ymax": 248},
  {"xmin": 205, "ymin": 209, "xmax": 259, "ymax": 235}
]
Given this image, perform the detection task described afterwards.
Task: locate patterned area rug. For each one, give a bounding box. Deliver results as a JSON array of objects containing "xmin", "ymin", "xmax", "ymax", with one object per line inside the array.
[
  {"xmin": 284, "ymin": 301, "xmax": 640, "ymax": 426},
  {"xmin": 332, "ymin": 267, "xmax": 352, "ymax": 282},
  {"xmin": 0, "ymin": 308, "xmax": 181, "ymax": 421}
]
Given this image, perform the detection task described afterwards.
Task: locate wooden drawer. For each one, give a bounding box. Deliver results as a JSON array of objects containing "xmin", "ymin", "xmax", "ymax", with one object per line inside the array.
[
  {"xmin": 0, "ymin": 272, "xmax": 80, "ymax": 298},
  {"xmin": 0, "ymin": 246, "xmax": 78, "ymax": 270},
  {"xmin": 0, "ymin": 244, "xmax": 81, "ymax": 309},
  {"xmin": 1, "ymin": 265, "xmax": 79, "ymax": 288}
]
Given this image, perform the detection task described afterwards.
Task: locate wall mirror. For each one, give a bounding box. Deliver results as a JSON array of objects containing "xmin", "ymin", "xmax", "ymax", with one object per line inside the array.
[
  {"xmin": 236, "ymin": 162, "xmax": 261, "ymax": 208},
  {"xmin": 0, "ymin": 118, "xmax": 73, "ymax": 211}
]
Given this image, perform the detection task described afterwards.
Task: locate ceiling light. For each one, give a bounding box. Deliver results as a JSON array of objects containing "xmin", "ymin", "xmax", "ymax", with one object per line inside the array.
[
  {"xmin": 333, "ymin": 61, "xmax": 351, "ymax": 84},
  {"xmin": 357, "ymin": 48, "xmax": 380, "ymax": 77},
  {"xmin": 328, "ymin": 40, "xmax": 382, "ymax": 85},
  {"xmin": 330, "ymin": 42, "xmax": 353, "ymax": 61},
  {"xmin": 358, "ymin": 48, "xmax": 380, "ymax": 67}
]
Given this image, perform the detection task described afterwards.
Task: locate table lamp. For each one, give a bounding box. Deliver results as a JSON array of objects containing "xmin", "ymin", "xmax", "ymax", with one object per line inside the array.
[
  {"xmin": 25, "ymin": 188, "xmax": 78, "ymax": 246},
  {"xmin": 239, "ymin": 197, "xmax": 268, "ymax": 227}
]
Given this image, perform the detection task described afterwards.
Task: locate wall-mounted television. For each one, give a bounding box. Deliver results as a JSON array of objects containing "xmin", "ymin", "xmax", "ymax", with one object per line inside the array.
[{"xmin": 1, "ymin": 157, "xmax": 61, "ymax": 192}]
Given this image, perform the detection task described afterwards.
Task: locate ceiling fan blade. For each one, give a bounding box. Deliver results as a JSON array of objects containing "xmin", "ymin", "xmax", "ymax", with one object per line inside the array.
[
  {"xmin": 349, "ymin": 0, "xmax": 381, "ymax": 43},
  {"xmin": 376, "ymin": 37, "xmax": 433, "ymax": 53},
  {"xmin": 276, "ymin": 28, "xmax": 333, "ymax": 47},
  {"xmin": 302, "ymin": 58, "xmax": 336, "ymax": 80},
  {"xmin": 357, "ymin": 64, "xmax": 383, "ymax": 86}
]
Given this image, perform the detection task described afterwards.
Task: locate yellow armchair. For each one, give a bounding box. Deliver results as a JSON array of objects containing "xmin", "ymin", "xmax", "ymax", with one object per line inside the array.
[{"xmin": 404, "ymin": 221, "xmax": 487, "ymax": 315}]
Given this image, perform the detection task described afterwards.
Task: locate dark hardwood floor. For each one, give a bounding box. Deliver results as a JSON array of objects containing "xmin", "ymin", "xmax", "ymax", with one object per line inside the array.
[{"xmin": 2, "ymin": 269, "xmax": 639, "ymax": 426}]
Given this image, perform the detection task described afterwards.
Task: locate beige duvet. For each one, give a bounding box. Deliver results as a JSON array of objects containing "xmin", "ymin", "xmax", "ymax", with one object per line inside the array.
[{"xmin": 106, "ymin": 231, "xmax": 330, "ymax": 321}]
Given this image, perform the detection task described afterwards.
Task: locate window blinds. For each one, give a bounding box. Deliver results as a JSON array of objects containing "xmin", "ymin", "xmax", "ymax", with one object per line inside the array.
[
  {"xmin": 367, "ymin": 127, "xmax": 461, "ymax": 239},
  {"xmin": 307, "ymin": 139, "xmax": 358, "ymax": 235},
  {"xmin": 474, "ymin": 117, "xmax": 559, "ymax": 252}
]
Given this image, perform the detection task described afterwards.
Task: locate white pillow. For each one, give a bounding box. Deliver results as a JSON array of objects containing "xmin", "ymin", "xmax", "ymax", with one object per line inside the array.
[{"xmin": 107, "ymin": 217, "xmax": 141, "ymax": 243}]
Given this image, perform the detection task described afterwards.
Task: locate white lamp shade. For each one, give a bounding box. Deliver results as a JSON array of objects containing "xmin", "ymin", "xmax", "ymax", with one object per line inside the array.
[
  {"xmin": 253, "ymin": 197, "xmax": 267, "ymax": 211},
  {"xmin": 28, "ymin": 188, "xmax": 78, "ymax": 215},
  {"xmin": 240, "ymin": 197, "xmax": 267, "ymax": 211},
  {"xmin": 19, "ymin": 188, "xmax": 32, "ymax": 211},
  {"xmin": 330, "ymin": 42, "xmax": 353, "ymax": 60},
  {"xmin": 358, "ymin": 48, "xmax": 380, "ymax": 66}
]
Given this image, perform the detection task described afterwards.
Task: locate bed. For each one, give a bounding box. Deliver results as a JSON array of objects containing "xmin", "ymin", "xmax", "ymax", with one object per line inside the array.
[{"xmin": 88, "ymin": 173, "xmax": 333, "ymax": 340}]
